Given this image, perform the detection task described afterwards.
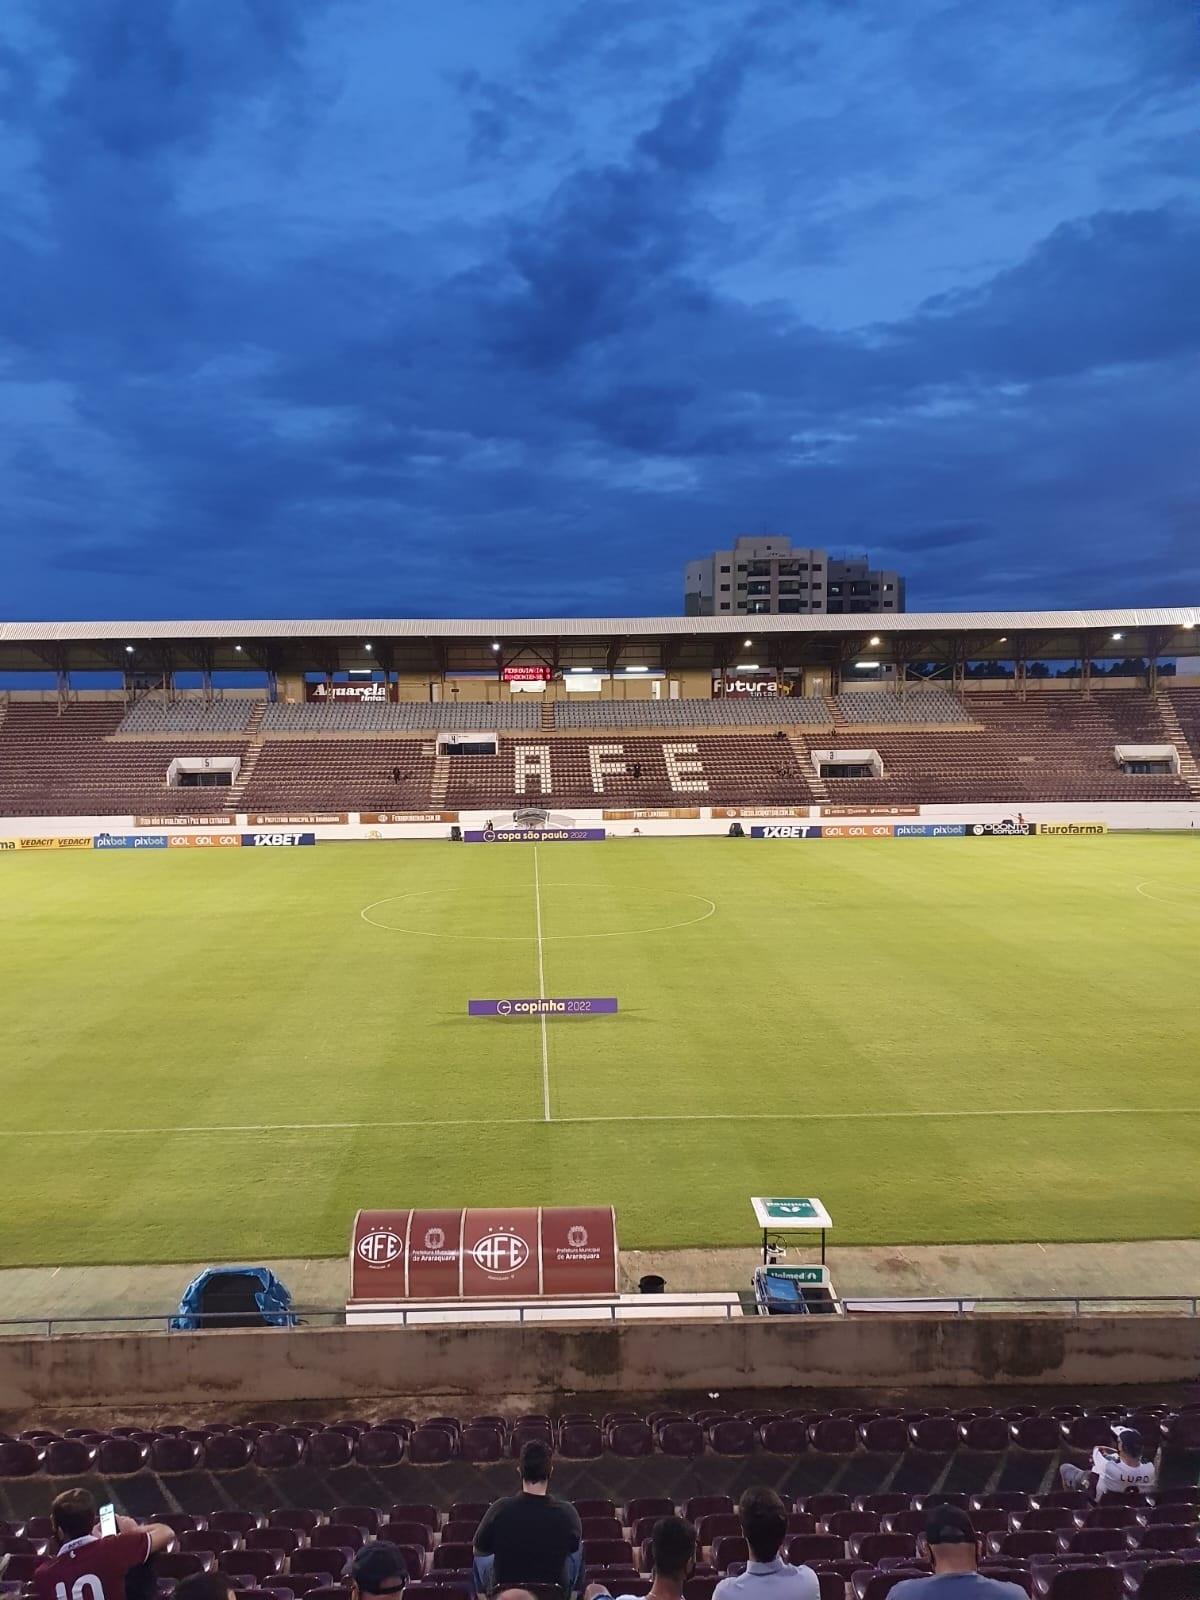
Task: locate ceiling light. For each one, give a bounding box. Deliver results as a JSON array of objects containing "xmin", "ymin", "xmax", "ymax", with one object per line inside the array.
[
  {"xmin": 626, "ymin": 665, "xmax": 649, "ymax": 673},
  {"xmin": 855, "ymin": 660, "xmax": 877, "ymax": 669},
  {"xmin": 491, "ymin": 641, "xmax": 500, "ymax": 652},
  {"xmin": 737, "ymin": 663, "xmax": 760, "ymax": 671},
  {"xmin": 743, "ymin": 638, "xmax": 752, "ymax": 647},
  {"xmin": 998, "ymin": 636, "xmax": 1007, "ymax": 643},
  {"xmin": 1111, "ymin": 631, "xmax": 1123, "ymax": 641},
  {"xmin": 869, "ymin": 635, "xmax": 880, "ymax": 646},
  {"xmin": 364, "ymin": 643, "xmax": 372, "ymax": 652},
  {"xmin": 124, "ymin": 645, "xmax": 134, "ymax": 654},
  {"xmin": 234, "ymin": 644, "xmax": 243, "ymax": 653}
]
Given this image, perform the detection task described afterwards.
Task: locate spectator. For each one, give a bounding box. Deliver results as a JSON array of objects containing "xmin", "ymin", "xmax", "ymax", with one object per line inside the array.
[
  {"xmin": 713, "ymin": 1488, "xmax": 817, "ymax": 1600},
  {"xmin": 175, "ymin": 1576, "xmax": 236, "ymax": 1600},
  {"xmin": 473, "ymin": 1440, "xmax": 582, "ymax": 1595},
  {"xmin": 586, "ymin": 1515, "xmax": 694, "ymax": 1600},
  {"xmin": 889, "ymin": 1506, "xmax": 1026, "ymax": 1596},
  {"xmin": 392, "ymin": 766, "xmax": 402, "ymax": 784},
  {"xmin": 632, "ymin": 762, "xmax": 642, "ymax": 779},
  {"xmin": 33, "ymin": 1492, "xmax": 174, "ymax": 1600},
  {"xmin": 1060, "ymin": 1425, "xmax": 1156, "ymax": 1501},
  {"xmin": 349, "ymin": 1543, "xmax": 409, "ymax": 1600}
]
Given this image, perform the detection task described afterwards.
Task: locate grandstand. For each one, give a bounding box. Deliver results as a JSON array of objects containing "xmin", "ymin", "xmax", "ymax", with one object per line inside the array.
[{"xmin": 0, "ymin": 609, "xmax": 1196, "ymax": 817}]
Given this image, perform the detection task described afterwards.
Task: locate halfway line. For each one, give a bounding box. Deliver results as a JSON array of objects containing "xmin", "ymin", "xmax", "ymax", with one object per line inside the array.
[
  {"xmin": 533, "ymin": 844, "xmax": 551, "ymax": 1121},
  {"xmin": 1, "ymin": 1106, "xmax": 1197, "ymax": 1138}
]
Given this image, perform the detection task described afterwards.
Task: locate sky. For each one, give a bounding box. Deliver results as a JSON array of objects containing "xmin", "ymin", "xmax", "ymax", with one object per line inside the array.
[{"xmin": 0, "ymin": 0, "xmax": 1197, "ymax": 621}]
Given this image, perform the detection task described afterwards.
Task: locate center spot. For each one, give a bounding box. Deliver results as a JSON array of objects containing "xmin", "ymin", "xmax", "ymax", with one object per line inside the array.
[{"xmin": 360, "ymin": 884, "xmax": 716, "ymax": 941}]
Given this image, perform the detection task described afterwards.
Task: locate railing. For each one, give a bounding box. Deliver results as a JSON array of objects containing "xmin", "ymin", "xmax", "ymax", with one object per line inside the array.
[
  {"xmin": 841, "ymin": 1295, "xmax": 1200, "ymax": 1316},
  {"xmin": 0, "ymin": 1294, "xmax": 1199, "ymax": 1336}
]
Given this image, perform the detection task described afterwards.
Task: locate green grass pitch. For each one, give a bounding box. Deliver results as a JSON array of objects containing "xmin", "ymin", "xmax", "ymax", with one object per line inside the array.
[{"xmin": 0, "ymin": 834, "xmax": 1197, "ymax": 1268}]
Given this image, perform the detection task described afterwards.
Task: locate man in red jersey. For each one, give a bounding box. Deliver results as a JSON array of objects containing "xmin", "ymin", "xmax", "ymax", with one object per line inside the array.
[{"xmin": 33, "ymin": 1490, "xmax": 174, "ymax": 1600}]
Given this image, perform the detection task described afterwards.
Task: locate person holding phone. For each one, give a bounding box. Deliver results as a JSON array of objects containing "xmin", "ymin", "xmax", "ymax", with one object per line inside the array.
[{"xmin": 33, "ymin": 1491, "xmax": 174, "ymax": 1600}]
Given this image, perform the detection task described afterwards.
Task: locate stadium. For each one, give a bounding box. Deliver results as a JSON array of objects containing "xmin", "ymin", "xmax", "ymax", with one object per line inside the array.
[{"xmin": 2, "ymin": 605, "xmax": 1200, "ymax": 1600}]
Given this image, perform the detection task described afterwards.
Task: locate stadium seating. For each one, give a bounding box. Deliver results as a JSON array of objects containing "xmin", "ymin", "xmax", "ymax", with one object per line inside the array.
[
  {"xmin": 239, "ymin": 741, "xmax": 437, "ymax": 814},
  {"xmin": 1, "ymin": 687, "xmax": 1196, "ymax": 816},
  {"xmin": 552, "ymin": 697, "xmax": 832, "ymax": 728},
  {"xmin": 821, "ymin": 690, "xmax": 1190, "ymax": 806},
  {"xmin": 442, "ymin": 736, "xmax": 815, "ymax": 809},
  {"xmin": 834, "ymin": 689, "xmax": 977, "ymax": 725},
  {"xmin": 117, "ymin": 699, "xmax": 259, "ymax": 734},
  {"xmin": 260, "ymin": 702, "xmax": 541, "ymax": 731},
  {"xmin": 2, "ymin": 1403, "xmax": 1198, "ymax": 1600},
  {"xmin": 0, "ymin": 705, "xmax": 246, "ymax": 816}
]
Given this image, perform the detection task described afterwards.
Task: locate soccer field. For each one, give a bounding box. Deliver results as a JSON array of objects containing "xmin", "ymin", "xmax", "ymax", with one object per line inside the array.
[{"xmin": 0, "ymin": 834, "xmax": 1197, "ymax": 1268}]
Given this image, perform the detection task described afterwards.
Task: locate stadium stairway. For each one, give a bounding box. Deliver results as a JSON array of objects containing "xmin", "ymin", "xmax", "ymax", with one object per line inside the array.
[
  {"xmin": 226, "ymin": 706, "xmax": 268, "ymax": 810},
  {"xmin": 787, "ymin": 731, "xmax": 828, "ymax": 802},
  {"xmin": 1154, "ymin": 691, "xmax": 1200, "ymax": 798},
  {"xmin": 430, "ymin": 751, "xmax": 451, "ymax": 809}
]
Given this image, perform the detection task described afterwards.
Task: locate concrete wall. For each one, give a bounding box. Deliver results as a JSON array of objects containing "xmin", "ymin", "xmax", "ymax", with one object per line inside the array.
[{"xmin": 2, "ymin": 1317, "xmax": 1198, "ymax": 1414}]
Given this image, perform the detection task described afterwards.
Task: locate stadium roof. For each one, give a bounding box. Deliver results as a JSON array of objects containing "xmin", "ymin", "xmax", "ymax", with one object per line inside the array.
[{"xmin": 0, "ymin": 606, "xmax": 1195, "ymax": 673}]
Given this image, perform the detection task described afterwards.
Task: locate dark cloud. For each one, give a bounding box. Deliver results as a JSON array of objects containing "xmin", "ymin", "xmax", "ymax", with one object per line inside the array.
[{"xmin": 0, "ymin": 0, "xmax": 1196, "ymax": 621}]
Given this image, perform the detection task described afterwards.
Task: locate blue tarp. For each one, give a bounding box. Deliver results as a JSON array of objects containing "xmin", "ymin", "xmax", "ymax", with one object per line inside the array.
[{"xmin": 170, "ymin": 1266, "xmax": 296, "ymax": 1330}]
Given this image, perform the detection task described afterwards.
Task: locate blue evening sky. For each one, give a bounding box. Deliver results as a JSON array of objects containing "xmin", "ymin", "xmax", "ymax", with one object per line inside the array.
[{"xmin": 1, "ymin": 0, "xmax": 1197, "ymax": 619}]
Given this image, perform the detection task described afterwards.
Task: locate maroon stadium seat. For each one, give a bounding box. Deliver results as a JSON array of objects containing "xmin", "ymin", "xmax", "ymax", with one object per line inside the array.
[
  {"xmin": 785, "ymin": 1536, "xmax": 845, "ymax": 1565},
  {"xmin": 269, "ymin": 1510, "xmax": 324, "ymax": 1535},
  {"xmin": 96, "ymin": 1436, "xmax": 150, "ymax": 1474},
  {"xmin": 961, "ymin": 1415, "xmax": 1012, "ymax": 1451},
  {"xmin": 254, "ymin": 1432, "xmax": 305, "ymax": 1470},
  {"xmin": 659, "ymin": 1421, "xmax": 705, "ymax": 1457},
  {"xmin": 156, "ymin": 1554, "xmax": 210, "ymax": 1581},
  {"xmin": 218, "ymin": 1551, "xmax": 284, "ymax": 1582},
  {"xmin": 909, "ymin": 1416, "xmax": 958, "ymax": 1452},
  {"xmin": 389, "ymin": 1506, "xmax": 439, "ymax": 1531},
  {"xmin": 408, "ymin": 1427, "xmax": 457, "ymax": 1464},
  {"xmin": 211, "ymin": 1512, "xmax": 263, "ymax": 1537},
  {"xmin": 354, "ymin": 1429, "xmax": 404, "ymax": 1468},
  {"xmin": 850, "ymin": 1534, "xmax": 918, "ymax": 1564},
  {"xmin": 309, "ymin": 1431, "xmax": 354, "ymax": 1470},
  {"xmin": 608, "ymin": 1423, "xmax": 653, "ymax": 1457},
  {"xmin": 708, "ymin": 1421, "xmax": 755, "ymax": 1455},
  {"xmin": 559, "ymin": 1424, "xmax": 603, "ymax": 1459},
  {"xmin": 1012, "ymin": 1416, "xmax": 1063, "ymax": 1451},
  {"xmin": 711, "ymin": 1538, "xmax": 749, "ymax": 1573},
  {"xmin": 42, "ymin": 1439, "xmax": 95, "ymax": 1475},
  {"xmin": 0, "ymin": 1441, "xmax": 42, "ymax": 1476},
  {"xmin": 808, "ymin": 1417, "xmax": 858, "ymax": 1453},
  {"xmin": 379, "ymin": 1523, "xmax": 433, "ymax": 1552},
  {"xmin": 696, "ymin": 1516, "xmax": 741, "ymax": 1548},
  {"xmin": 759, "ymin": 1419, "xmax": 807, "ymax": 1453},
  {"xmin": 581, "ymin": 1519, "xmax": 625, "ymax": 1543},
  {"xmin": 859, "ymin": 1418, "xmax": 909, "ymax": 1453},
  {"xmin": 460, "ymin": 1426, "xmax": 503, "ymax": 1464}
]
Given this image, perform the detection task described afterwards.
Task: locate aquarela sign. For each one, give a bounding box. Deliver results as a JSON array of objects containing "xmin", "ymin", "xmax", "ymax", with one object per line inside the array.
[{"xmin": 348, "ymin": 1206, "xmax": 618, "ymax": 1302}]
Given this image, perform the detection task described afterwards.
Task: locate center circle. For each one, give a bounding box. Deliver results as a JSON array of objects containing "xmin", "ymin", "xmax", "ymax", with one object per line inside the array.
[
  {"xmin": 1136, "ymin": 880, "xmax": 1200, "ymax": 911},
  {"xmin": 360, "ymin": 884, "xmax": 716, "ymax": 941}
]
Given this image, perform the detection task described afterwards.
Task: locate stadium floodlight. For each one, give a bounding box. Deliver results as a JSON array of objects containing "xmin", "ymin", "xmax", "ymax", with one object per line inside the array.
[
  {"xmin": 491, "ymin": 641, "xmax": 500, "ymax": 651},
  {"xmin": 998, "ymin": 635, "xmax": 1007, "ymax": 642},
  {"xmin": 1111, "ymin": 631, "xmax": 1123, "ymax": 640},
  {"xmin": 364, "ymin": 643, "xmax": 372, "ymax": 652},
  {"xmin": 124, "ymin": 645, "xmax": 134, "ymax": 653},
  {"xmin": 743, "ymin": 638, "xmax": 752, "ymax": 647},
  {"xmin": 234, "ymin": 644, "xmax": 243, "ymax": 652},
  {"xmin": 869, "ymin": 635, "xmax": 881, "ymax": 645}
]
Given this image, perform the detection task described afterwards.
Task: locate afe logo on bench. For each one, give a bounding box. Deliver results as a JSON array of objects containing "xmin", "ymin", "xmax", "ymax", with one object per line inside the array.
[
  {"xmin": 357, "ymin": 1229, "xmax": 403, "ymax": 1267},
  {"xmin": 471, "ymin": 1231, "xmax": 530, "ymax": 1276}
]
